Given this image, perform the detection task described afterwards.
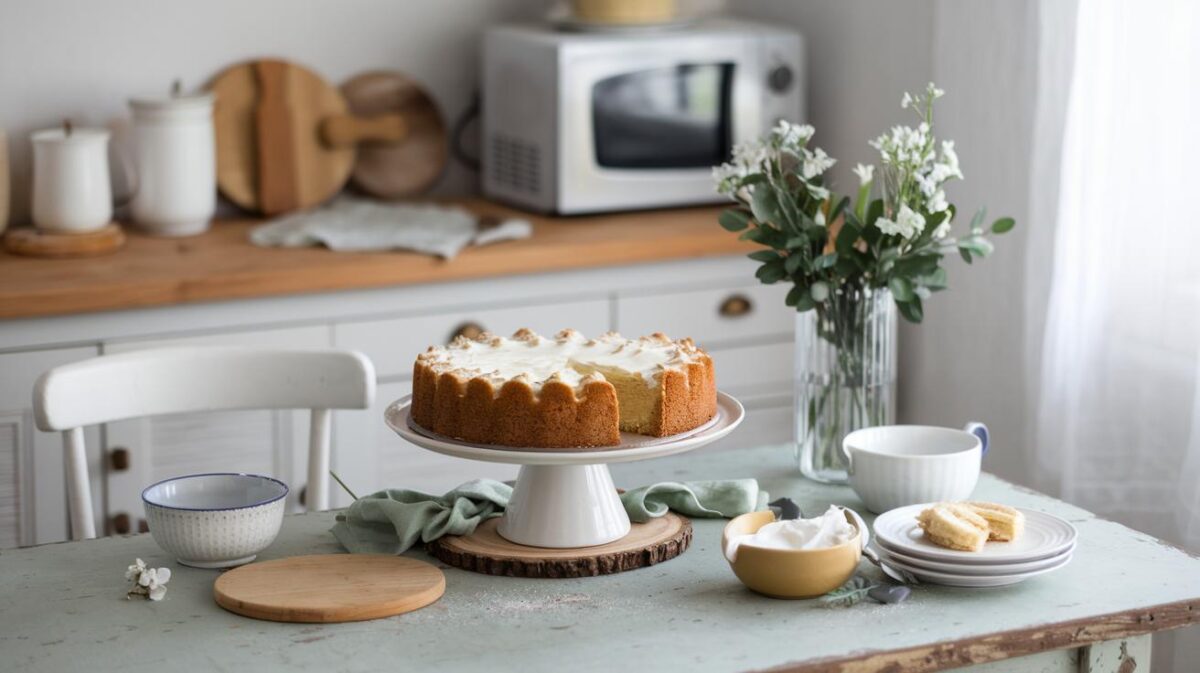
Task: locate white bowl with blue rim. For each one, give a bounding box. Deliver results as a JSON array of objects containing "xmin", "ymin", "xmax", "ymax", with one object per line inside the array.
[{"xmin": 142, "ymin": 473, "xmax": 288, "ymax": 568}]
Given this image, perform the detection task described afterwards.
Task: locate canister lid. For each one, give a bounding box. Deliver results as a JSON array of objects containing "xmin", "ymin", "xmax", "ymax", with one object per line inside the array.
[
  {"xmin": 129, "ymin": 92, "xmax": 214, "ymax": 112},
  {"xmin": 30, "ymin": 127, "xmax": 110, "ymax": 144}
]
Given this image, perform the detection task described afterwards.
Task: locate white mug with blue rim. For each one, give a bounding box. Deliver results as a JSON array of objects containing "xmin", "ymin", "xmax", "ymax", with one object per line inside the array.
[{"xmin": 842, "ymin": 423, "xmax": 990, "ymax": 514}]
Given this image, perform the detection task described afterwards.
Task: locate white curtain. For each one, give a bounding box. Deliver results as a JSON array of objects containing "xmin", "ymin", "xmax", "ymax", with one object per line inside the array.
[
  {"xmin": 1036, "ymin": 0, "xmax": 1200, "ymax": 546},
  {"xmin": 1034, "ymin": 1, "xmax": 1200, "ymax": 669}
]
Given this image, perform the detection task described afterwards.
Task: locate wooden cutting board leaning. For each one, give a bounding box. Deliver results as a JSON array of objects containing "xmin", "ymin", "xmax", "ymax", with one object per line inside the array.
[
  {"xmin": 209, "ymin": 59, "xmax": 446, "ymax": 216},
  {"xmin": 341, "ymin": 71, "xmax": 448, "ymax": 199}
]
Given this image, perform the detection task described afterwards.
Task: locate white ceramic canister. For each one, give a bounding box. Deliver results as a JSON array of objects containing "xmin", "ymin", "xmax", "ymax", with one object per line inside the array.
[
  {"xmin": 128, "ymin": 93, "xmax": 215, "ymax": 236},
  {"xmin": 31, "ymin": 126, "xmax": 113, "ymax": 233}
]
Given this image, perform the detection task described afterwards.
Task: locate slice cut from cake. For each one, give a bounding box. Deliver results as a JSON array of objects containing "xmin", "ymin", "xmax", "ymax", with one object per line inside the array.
[
  {"xmin": 411, "ymin": 328, "xmax": 716, "ymax": 449},
  {"xmin": 916, "ymin": 503, "xmax": 990, "ymax": 552}
]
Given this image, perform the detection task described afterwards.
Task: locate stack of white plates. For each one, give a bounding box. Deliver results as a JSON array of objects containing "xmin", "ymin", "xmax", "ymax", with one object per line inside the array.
[{"xmin": 871, "ymin": 504, "xmax": 1078, "ymax": 587}]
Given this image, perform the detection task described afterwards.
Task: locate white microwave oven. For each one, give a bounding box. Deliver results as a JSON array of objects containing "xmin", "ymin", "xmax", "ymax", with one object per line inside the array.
[{"xmin": 482, "ymin": 19, "xmax": 804, "ymax": 214}]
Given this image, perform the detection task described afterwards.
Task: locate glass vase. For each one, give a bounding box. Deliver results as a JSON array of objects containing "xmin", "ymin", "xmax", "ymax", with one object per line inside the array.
[{"xmin": 794, "ymin": 286, "xmax": 897, "ymax": 484}]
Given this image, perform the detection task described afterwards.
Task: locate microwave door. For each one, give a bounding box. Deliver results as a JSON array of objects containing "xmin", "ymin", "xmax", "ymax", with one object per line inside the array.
[
  {"xmin": 561, "ymin": 49, "xmax": 761, "ymax": 213},
  {"xmin": 592, "ymin": 64, "xmax": 734, "ymax": 170}
]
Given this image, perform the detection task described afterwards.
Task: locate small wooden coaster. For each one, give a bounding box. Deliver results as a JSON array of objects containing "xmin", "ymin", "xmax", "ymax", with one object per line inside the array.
[
  {"xmin": 428, "ymin": 513, "xmax": 693, "ymax": 578},
  {"xmin": 213, "ymin": 554, "xmax": 445, "ymax": 623},
  {"xmin": 3, "ymin": 224, "xmax": 125, "ymax": 258}
]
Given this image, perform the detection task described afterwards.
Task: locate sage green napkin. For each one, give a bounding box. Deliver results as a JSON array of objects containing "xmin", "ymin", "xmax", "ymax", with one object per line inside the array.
[
  {"xmin": 621, "ymin": 479, "xmax": 765, "ymax": 523},
  {"xmin": 332, "ymin": 478, "xmax": 767, "ymax": 554}
]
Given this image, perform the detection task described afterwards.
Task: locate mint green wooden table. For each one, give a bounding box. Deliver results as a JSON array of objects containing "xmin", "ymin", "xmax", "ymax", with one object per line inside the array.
[{"xmin": 2, "ymin": 444, "xmax": 1198, "ymax": 673}]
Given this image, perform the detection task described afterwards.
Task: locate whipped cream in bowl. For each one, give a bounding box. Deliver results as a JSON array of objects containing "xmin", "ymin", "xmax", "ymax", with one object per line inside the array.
[
  {"xmin": 724, "ymin": 505, "xmax": 866, "ymax": 562},
  {"xmin": 721, "ymin": 505, "xmax": 869, "ymax": 599}
]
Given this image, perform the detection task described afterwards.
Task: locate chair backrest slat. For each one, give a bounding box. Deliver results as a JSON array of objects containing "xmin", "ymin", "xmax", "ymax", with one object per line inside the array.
[{"xmin": 34, "ymin": 347, "xmax": 375, "ymax": 431}]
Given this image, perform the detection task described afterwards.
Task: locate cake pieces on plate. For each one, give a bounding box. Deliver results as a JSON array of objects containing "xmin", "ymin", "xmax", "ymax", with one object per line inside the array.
[
  {"xmin": 411, "ymin": 328, "xmax": 717, "ymax": 449},
  {"xmin": 964, "ymin": 501, "xmax": 1025, "ymax": 542},
  {"xmin": 917, "ymin": 501, "xmax": 1025, "ymax": 552},
  {"xmin": 917, "ymin": 503, "xmax": 990, "ymax": 552}
]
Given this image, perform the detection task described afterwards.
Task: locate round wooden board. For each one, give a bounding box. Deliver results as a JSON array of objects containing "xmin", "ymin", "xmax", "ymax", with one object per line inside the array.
[
  {"xmin": 428, "ymin": 513, "xmax": 693, "ymax": 578},
  {"xmin": 213, "ymin": 554, "xmax": 445, "ymax": 623},
  {"xmin": 3, "ymin": 224, "xmax": 124, "ymax": 258},
  {"xmin": 341, "ymin": 71, "xmax": 447, "ymax": 199},
  {"xmin": 209, "ymin": 59, "xmax": 355, "ymax": 214}
]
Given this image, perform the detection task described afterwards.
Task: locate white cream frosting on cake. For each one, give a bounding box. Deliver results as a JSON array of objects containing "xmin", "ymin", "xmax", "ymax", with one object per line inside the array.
[
  {"xmin": 415, "ymin": 328, "xmax": 703, "ymax": 394},
  {"xmin": 412, "ymin": 327, "xmax": 716, "ymax": 443}
]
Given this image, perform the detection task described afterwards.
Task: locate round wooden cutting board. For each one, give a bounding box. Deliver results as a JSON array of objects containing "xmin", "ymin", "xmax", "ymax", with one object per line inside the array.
[
  {"xmin": 209, "ymin": 59, "xmax": 355, "ymax": 215},
  {"xmin": 341, "ymin": 71, "xmax": 447, "ymax": 199},
  {"xmin": 429, "ymin": 513, "xmax": 693, "ymax": 578},
  {"xmin": 213, "ymin": 554, "xmax": 445, "ymax": 623}
]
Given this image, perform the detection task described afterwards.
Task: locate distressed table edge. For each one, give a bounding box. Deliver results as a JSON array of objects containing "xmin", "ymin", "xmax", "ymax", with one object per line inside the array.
[{"xmin": 755, "ymin": 598, "xmax": 1198, "ymax": 673}]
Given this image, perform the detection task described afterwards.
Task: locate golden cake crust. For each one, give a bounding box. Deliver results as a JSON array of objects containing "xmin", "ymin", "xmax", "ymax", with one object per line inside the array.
[{"xmin": 410, "ymin": 329, "xmax": 717, "ymax": 449}]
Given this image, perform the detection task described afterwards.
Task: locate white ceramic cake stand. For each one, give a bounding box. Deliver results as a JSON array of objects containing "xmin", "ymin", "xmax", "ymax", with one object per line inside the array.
[{"xmin": 384, "ymin": 391, "xmax": 744, "ymax": 548}]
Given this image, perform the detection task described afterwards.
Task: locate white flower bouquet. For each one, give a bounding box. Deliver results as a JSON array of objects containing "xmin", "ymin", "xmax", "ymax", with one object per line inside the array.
[
  {"xmin": 714, "ymin": 84, "xmax": 1014, "ymax": 482},
  {"xmin": 715, "ymin": 82, "xmax": 1013, "ymax": 323}
]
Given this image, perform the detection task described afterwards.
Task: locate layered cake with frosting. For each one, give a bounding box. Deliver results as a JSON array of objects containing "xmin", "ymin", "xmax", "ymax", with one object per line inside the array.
[{"xmin": 411, "ymin": 328, "xmax": 716, "ymax": 449}]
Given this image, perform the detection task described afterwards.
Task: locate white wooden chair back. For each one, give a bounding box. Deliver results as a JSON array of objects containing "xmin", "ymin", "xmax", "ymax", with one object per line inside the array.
[{"xmin": 33, "ymin": 347, "xmax": 375, "ymax": 540}]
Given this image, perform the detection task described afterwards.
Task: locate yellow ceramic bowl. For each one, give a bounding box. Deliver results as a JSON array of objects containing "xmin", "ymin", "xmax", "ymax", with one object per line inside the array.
[{"xmin": 721, "ymin": 510, "xmax": 863, "ymax": 599}]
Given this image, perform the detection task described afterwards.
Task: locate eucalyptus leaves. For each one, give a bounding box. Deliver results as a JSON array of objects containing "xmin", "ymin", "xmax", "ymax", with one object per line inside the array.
[{"xmin": 714, "ymin": 83, "xmax": 1014, "ymax": 324}]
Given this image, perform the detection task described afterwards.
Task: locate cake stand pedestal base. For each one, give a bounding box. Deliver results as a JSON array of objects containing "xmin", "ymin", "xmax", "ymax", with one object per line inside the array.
[
  {"xmin": 428, "ymin": 513, "xmax": 692, "ymax": 578},
  {"xmin": 499, "ymin": 464, "xmax": 630, "ymax": 547}
]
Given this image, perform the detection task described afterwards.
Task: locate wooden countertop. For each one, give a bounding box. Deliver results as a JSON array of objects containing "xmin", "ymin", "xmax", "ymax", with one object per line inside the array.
[{"xmin": 0, "ymin": 200, "xmax": 750, "ymax": 320}]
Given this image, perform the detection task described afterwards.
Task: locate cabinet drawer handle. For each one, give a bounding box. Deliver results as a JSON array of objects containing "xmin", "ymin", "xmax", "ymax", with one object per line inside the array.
[
  {"xmin": 111, "ymin": 513, "xmax": 131, "ymax": 535},
  {"xmin": 719, "ymin": 294, "xmax": 754, "ymax": 318},
  {"xmin": 449, "ymin": 321, "xmax": 486, "ymax": 342},
  {"xmin": 109, "ymin": 447, "xmax": 130, "ymax": 472}
]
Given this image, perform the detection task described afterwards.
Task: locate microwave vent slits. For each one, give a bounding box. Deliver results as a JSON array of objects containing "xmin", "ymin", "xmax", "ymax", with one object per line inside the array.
[{"xmin": 490, "ymin": 134, "xmax": 541, "ymax": 195}]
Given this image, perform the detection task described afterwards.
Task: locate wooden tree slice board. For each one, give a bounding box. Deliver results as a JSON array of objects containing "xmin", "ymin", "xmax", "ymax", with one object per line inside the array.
[
  {"xmin": 213, "ymin": 554, "xmax": 445, "ymax": 623},
  {"xmin": 209, "ymin": 59, "xmax": 355, "ymax": 215},
  {"xmin": 341, "ymin": 71, "xmax": 447, "ymax": 199},
  {"xmin": 3, "ymin": 224, "xmax": 124, "ymax": 258},
  {"xmin": 428, "ymin": 513, "xmax": 692, "ymax": 578}
]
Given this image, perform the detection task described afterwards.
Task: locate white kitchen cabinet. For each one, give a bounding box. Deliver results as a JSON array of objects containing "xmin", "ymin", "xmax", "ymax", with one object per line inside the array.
[
  {"xmin": 0, "ymin": 254, "xmax": 795, "ymax": 546},
  {"xmin": 0, "ymin": 347, "xmax": 101, "ymax": 546},
  {"xmin": 616, "ymin": 282, "xmax": 793, "ymax": 346}
]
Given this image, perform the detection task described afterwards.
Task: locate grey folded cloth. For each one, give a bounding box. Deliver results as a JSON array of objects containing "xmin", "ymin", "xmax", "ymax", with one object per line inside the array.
[
  {"xmin": 249, "ymin": 197, "xmax": 532, "ymax": 259},
  {"xmin": 331, "ymin": 478, "xmax": 769, "ymax": 554}
]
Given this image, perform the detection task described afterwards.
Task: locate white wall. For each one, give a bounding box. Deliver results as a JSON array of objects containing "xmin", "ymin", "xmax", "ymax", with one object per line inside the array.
[
  {"xmin": 0, "ymin": 0, "xmax": 547, "ymax": 224},
  {"xmin": 733, "ymin": 0, "xmax": 1038, "ymax": 484},
  {"xmin": 904, "ymin": 0, "xmax": 1039, "ymax": 484},
  {"xmin": 732, "ymin": 0, "xmax": 934, "ymax": 192}
]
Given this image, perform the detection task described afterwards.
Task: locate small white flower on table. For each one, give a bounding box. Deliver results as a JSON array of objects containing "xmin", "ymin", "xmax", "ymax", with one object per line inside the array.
[
  {"xmin": 124, "ymin": 558, "xmax": 146, "ymax": 582},
  {"xmin": 125, "ymin": 558, "xmax": 172, "ymax": 601}
]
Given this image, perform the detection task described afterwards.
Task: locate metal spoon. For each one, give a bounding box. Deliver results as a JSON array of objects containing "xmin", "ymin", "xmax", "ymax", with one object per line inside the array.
[{"xmin": 863, "ymin": 545, "xmax": 921, "ymax": 585}]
